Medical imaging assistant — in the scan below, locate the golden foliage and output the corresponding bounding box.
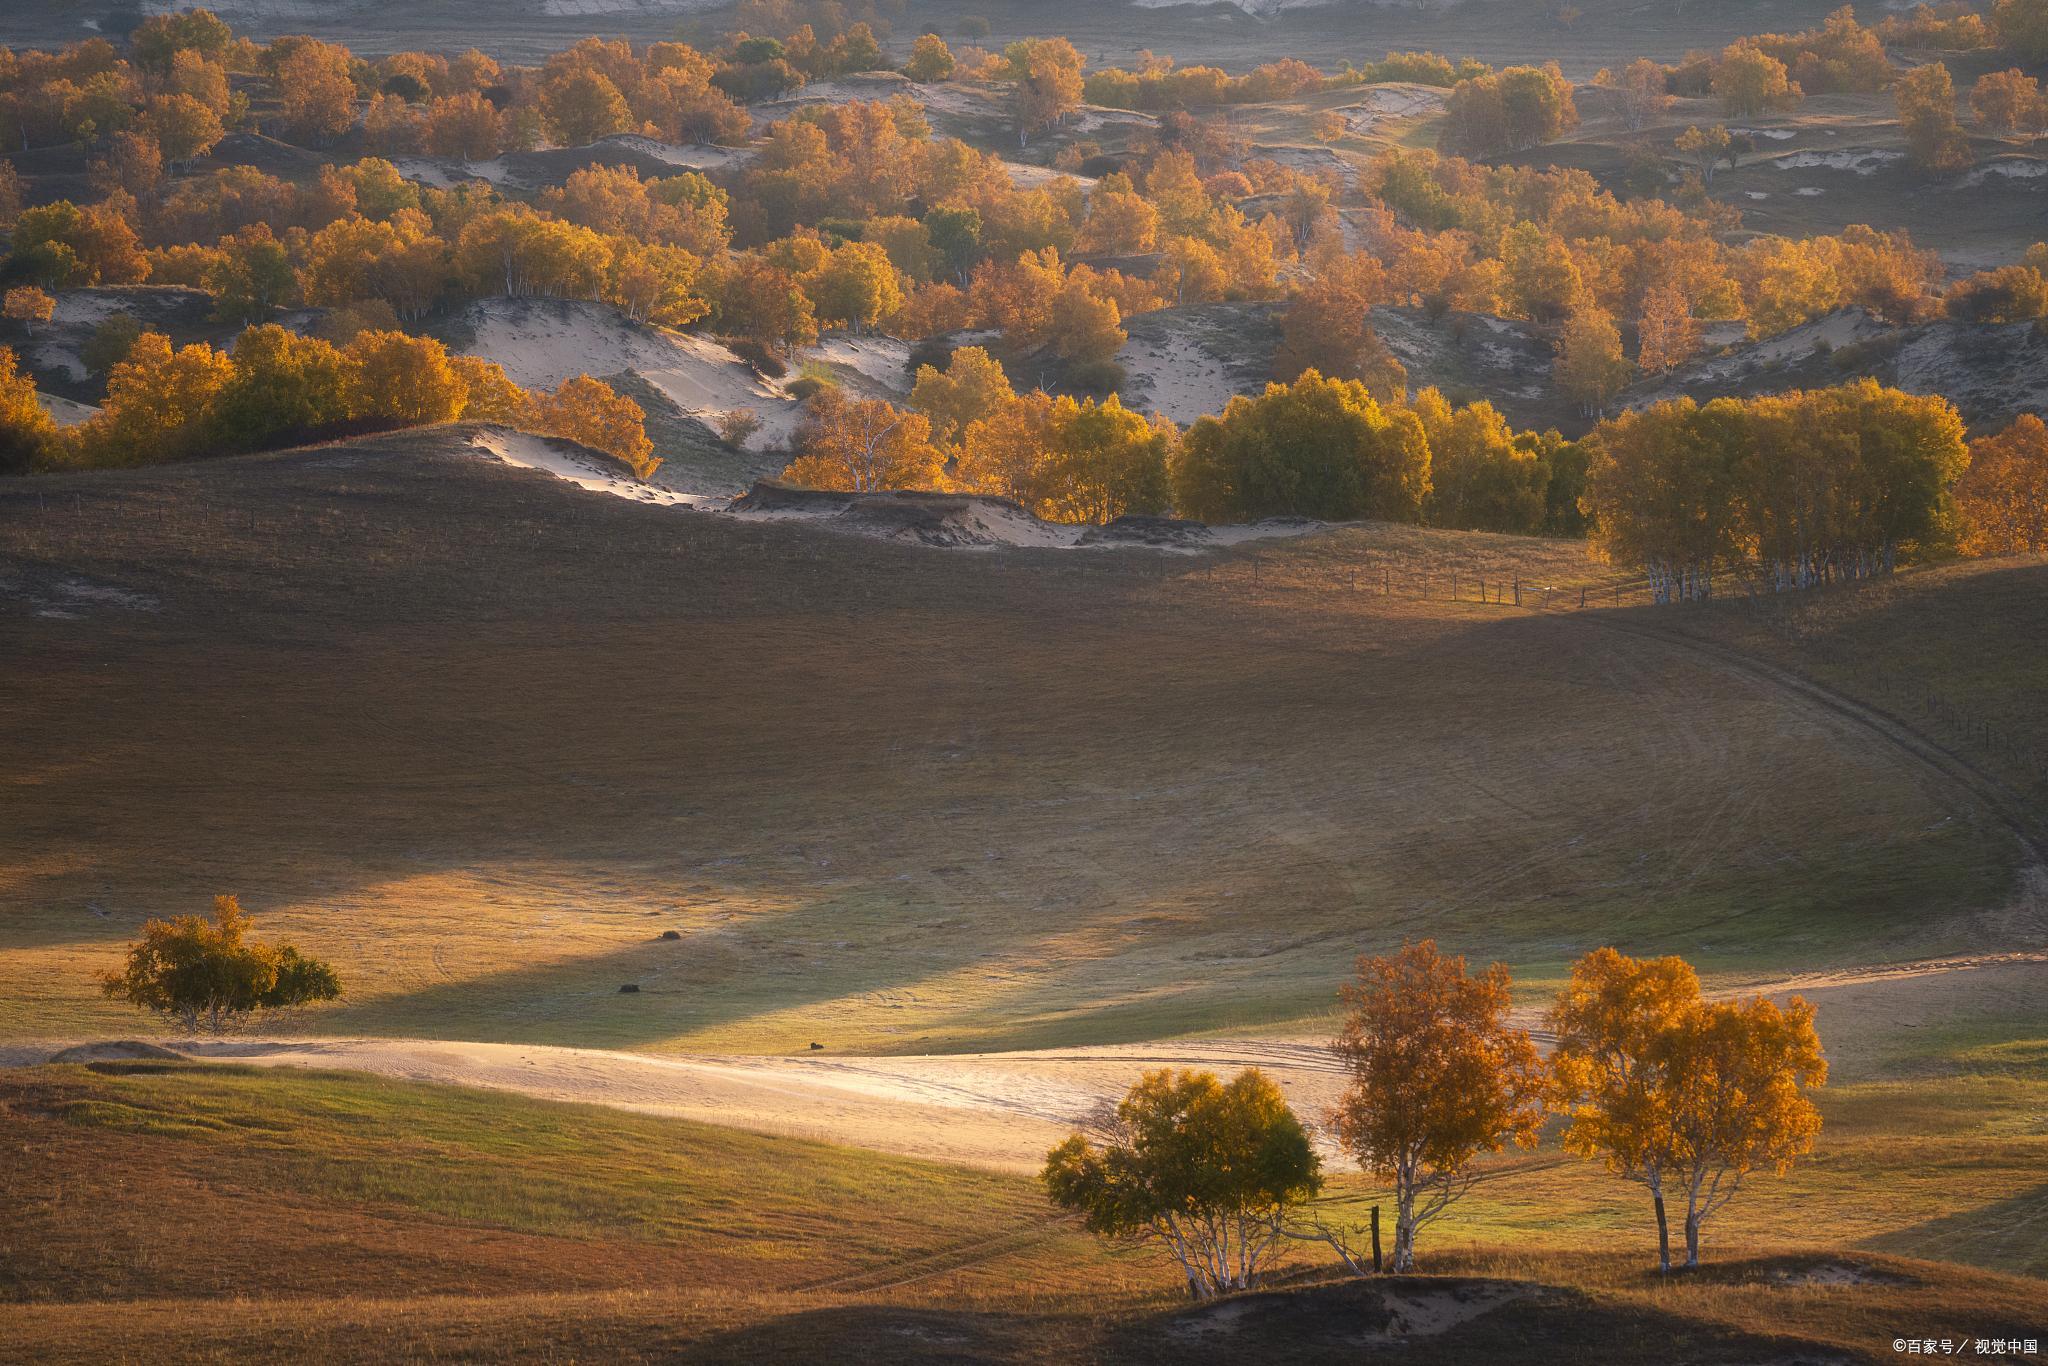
[1330,941,1544,1271]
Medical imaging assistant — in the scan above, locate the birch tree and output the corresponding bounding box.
[1328,941,1545,1272]
[1043,1068,1321,1298]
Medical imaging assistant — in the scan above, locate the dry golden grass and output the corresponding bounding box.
[1,1062,2041,1365]
[0,433,2032,1054]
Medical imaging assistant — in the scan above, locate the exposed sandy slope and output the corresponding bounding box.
[454,297,803,449]
[469,429,719,508]
[51,953,2036,1173]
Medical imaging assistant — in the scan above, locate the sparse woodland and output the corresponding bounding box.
[0,3,2044,580]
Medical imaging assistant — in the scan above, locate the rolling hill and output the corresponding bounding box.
[2,425,2038,1056]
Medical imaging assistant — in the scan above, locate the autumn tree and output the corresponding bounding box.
[272,39,358,146]
[1637,285,1703,372]
[1548,949,1703,1273]
[81,314,143,376]
[1008,37,1085,144]
[1712,44,1802,116]
[1555,306,1632,414]
[424,91,504,159]
[70,330,235,466]
[1611,58,1674,132]
[782,391,943,492]
[0,346,57,474]
[132,9,234,74]
[1329,942,1545,1272]
[1945,263,2048,321]
[1897,61,1973,172]
[1956,412,2048,554]
[1414,388,1551,533]
[541,68,633,146]
[1034,395,1175,524]
[1970,68,2048,136]
[520,374,661,481]
[3,286,55,336]
[1274,257,1406,405]
[1675,123,1734,183]
[808,240,903,333]
[8,199,148,287]
[1444,63,1578,154]
[207,225,297,323]
[344,330,469,427]
[714,254,819,354]
[1076,175,1161,255]
[908,345,1014,447]
[904,33,956,84]
[1170,370,1431,523]
[213,323,351,450]
[140,92,225,167]
[956,389,1058,505]
[1551,948,1825,1271]
[1583,396,1748,601]
[1043,1069,1321,1299]
[90,129,165,201]
[99,894,341,1035]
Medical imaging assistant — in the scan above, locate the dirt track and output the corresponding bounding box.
[27,952,2033,1173]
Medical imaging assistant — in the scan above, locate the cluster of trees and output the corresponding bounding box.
[1955,413,2048,556]
[99,894,341,1035]
[1442,64,1578,156]
[1080,46,1494,114]
[10,326,655,479]
[780,356,1588,537]
[1046,943,1825,1294]
[1969,67,2048,139]
[1082,52,1325,113]
[2,156,727,330]
[1367,148,1953,346]
[1585,381,1969,600]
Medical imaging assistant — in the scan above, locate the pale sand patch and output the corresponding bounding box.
[169,1035,1351,1173]
[468,430,719,509]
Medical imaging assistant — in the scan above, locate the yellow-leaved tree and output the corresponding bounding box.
[520,375,661,482]
[908,345,1014,449]
[1549,948,1826,1272]
[782,391,942,492]
[344,330,470,426]
[1328,941,1545,1271]
[0,346,58,474]
[1957,413,2048,555]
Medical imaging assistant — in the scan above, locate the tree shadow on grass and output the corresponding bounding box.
[1862,1181,2048,1281]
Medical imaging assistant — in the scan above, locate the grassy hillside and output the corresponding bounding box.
[0,431,2035,1053]
[2,1061,2041,1363]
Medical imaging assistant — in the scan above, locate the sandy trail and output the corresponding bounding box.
[20,952,2030,1172]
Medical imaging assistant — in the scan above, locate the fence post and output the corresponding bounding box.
[1371,1205,1382,1274]
[1513,576,1520,607]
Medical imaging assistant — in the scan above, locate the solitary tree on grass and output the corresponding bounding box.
[100,895,341,1034]
[1328,941,1546,1271]
[1043,1068,1321,1298]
